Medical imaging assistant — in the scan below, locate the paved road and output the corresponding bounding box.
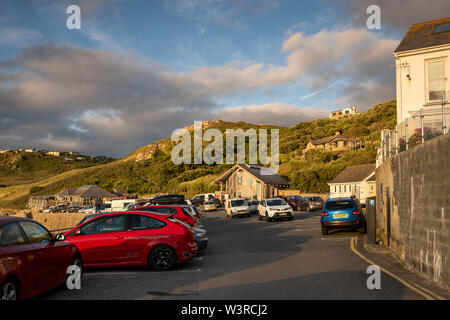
[42,210,425,300]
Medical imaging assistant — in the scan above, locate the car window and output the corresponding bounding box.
[152,207,177,215]
[231,200,246,207]
[181,208,194,218]
[325,201,357,210]
[0,223,28,247]
[80,215,126,235]
[18,221,52,244]
[267,199,286,206]
[130,215,166,231]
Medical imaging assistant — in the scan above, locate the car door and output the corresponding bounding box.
[125,214,168,265]
[69,214,128,266]
[17,221,63,292]
[0,222,36,299]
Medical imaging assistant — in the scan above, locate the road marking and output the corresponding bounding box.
[349,237,444,300]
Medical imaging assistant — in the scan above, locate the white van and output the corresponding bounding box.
[225,199,250,219]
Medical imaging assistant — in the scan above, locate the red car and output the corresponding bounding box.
[62,211,197,271]
[0,217,81,300]
[131,205,197,226]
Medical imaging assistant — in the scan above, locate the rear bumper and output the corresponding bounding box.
[322,219,361,228]
[179,241,197,262]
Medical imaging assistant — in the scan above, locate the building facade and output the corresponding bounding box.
[329,107,360,120]
[395,18,450,125]
[328,164,376,204]
[304,131,361,153]
[214,164,290,200]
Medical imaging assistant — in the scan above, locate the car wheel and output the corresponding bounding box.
[258,214,263,221]
[0,279,19,300]
[265,212,272,222]
[148,245,177,271]
[72,255,83,278]
[306,206,311,212]
[288,217,294,221]
[321,226,328,235]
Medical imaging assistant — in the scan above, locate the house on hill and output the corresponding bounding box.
[328,164,376,204]
[395,17,450,125]
[54,185,117,206]
[214,164,290,200]
[329,107,360,120]
[304,131,362,153]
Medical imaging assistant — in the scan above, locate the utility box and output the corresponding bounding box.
[365,196,377,244]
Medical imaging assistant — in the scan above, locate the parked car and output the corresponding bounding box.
[191,193,218,207]
[0,217,82,300]
[171,218,208,251]
[285,195,302,211]
[258,198,294,222]
[320,198,364,235]
[203,200,217,212]
[225,199,250,218]
[61,211,197,271]
[131,205,198,227]
[247,200,260,214]
[78,206,97,214]
[147,194,186,205]
[67,206,83,213]
[299,197,324,212]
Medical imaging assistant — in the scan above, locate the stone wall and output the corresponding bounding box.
[376,133,450,288]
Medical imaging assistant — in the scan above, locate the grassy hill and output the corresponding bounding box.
[0,100,396,209]
[0,151,115,187]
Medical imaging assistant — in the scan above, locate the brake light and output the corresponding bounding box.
[309,201,312,205]
[321,211,328,216]
[353,209,361,215]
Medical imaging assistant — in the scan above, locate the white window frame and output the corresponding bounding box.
[425,57,448,104]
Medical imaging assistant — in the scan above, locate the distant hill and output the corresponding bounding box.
[0,100,396,209]
[0,151,115,187]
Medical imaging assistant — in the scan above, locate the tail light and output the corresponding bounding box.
[353,209,361,215]
[309,201,312,205]
[321,211,328,216]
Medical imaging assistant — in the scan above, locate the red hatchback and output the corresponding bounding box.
[0,217,81,300]
[62,211,197,271]
[131,205,197,226]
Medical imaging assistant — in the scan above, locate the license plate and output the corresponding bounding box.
[334,214,348,218]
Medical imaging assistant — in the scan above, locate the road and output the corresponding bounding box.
[42,209,426,300]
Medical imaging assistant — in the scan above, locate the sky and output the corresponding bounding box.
[0,0,448,157]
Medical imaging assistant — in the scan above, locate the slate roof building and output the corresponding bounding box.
[304,131,362,153]
[395,17,450,124]
[328,164,376,203]
[214,164,290,200]
[54,185,117,206]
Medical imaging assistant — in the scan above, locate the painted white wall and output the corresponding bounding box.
[395,44,450,124]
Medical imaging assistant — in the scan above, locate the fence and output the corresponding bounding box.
[378,98,449,166]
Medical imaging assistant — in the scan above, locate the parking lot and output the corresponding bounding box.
[40,209,427,300]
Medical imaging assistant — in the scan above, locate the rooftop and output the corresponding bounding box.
[395,17,450,53]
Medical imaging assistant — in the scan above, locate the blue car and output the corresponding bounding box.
[320,198,363,235]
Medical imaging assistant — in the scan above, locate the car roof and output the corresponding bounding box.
[0,216,33,227]
[326,198,354,202]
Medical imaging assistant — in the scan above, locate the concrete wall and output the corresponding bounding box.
[376,133,450,288]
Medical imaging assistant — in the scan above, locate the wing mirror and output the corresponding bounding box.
[55,233,66,241]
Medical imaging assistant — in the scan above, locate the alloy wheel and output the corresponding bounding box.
[1,282,17,300]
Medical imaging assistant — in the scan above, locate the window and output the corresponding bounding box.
[130,215,166,230]
[427,60,446,101]
[151,207,177,215]
[0,223,27,247]
[325,200,357,210]
[433,23,450,34]
[237,172,242,184]
[18,221,52,244]
[80,215,126,235]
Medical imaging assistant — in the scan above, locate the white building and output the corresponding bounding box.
[25,148,36,153]
[329,106,360,120]
[328,164,376,204]
[47,151,60,156]
[395,18,450,125]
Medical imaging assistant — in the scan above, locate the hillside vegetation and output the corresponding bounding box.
[0,100,396,209]
[0,152,115,186]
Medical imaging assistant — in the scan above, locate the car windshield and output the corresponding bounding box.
[267,199,286,206]
[325,200,357,210]
[249,201,259,205]
[288,196,301,201]
[231,200,246,207]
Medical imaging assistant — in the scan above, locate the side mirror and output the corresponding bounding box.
[55,233,66,241]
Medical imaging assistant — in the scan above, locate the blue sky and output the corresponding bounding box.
[0,0,448,156]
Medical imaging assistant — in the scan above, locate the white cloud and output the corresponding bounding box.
[0,28,43,48]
